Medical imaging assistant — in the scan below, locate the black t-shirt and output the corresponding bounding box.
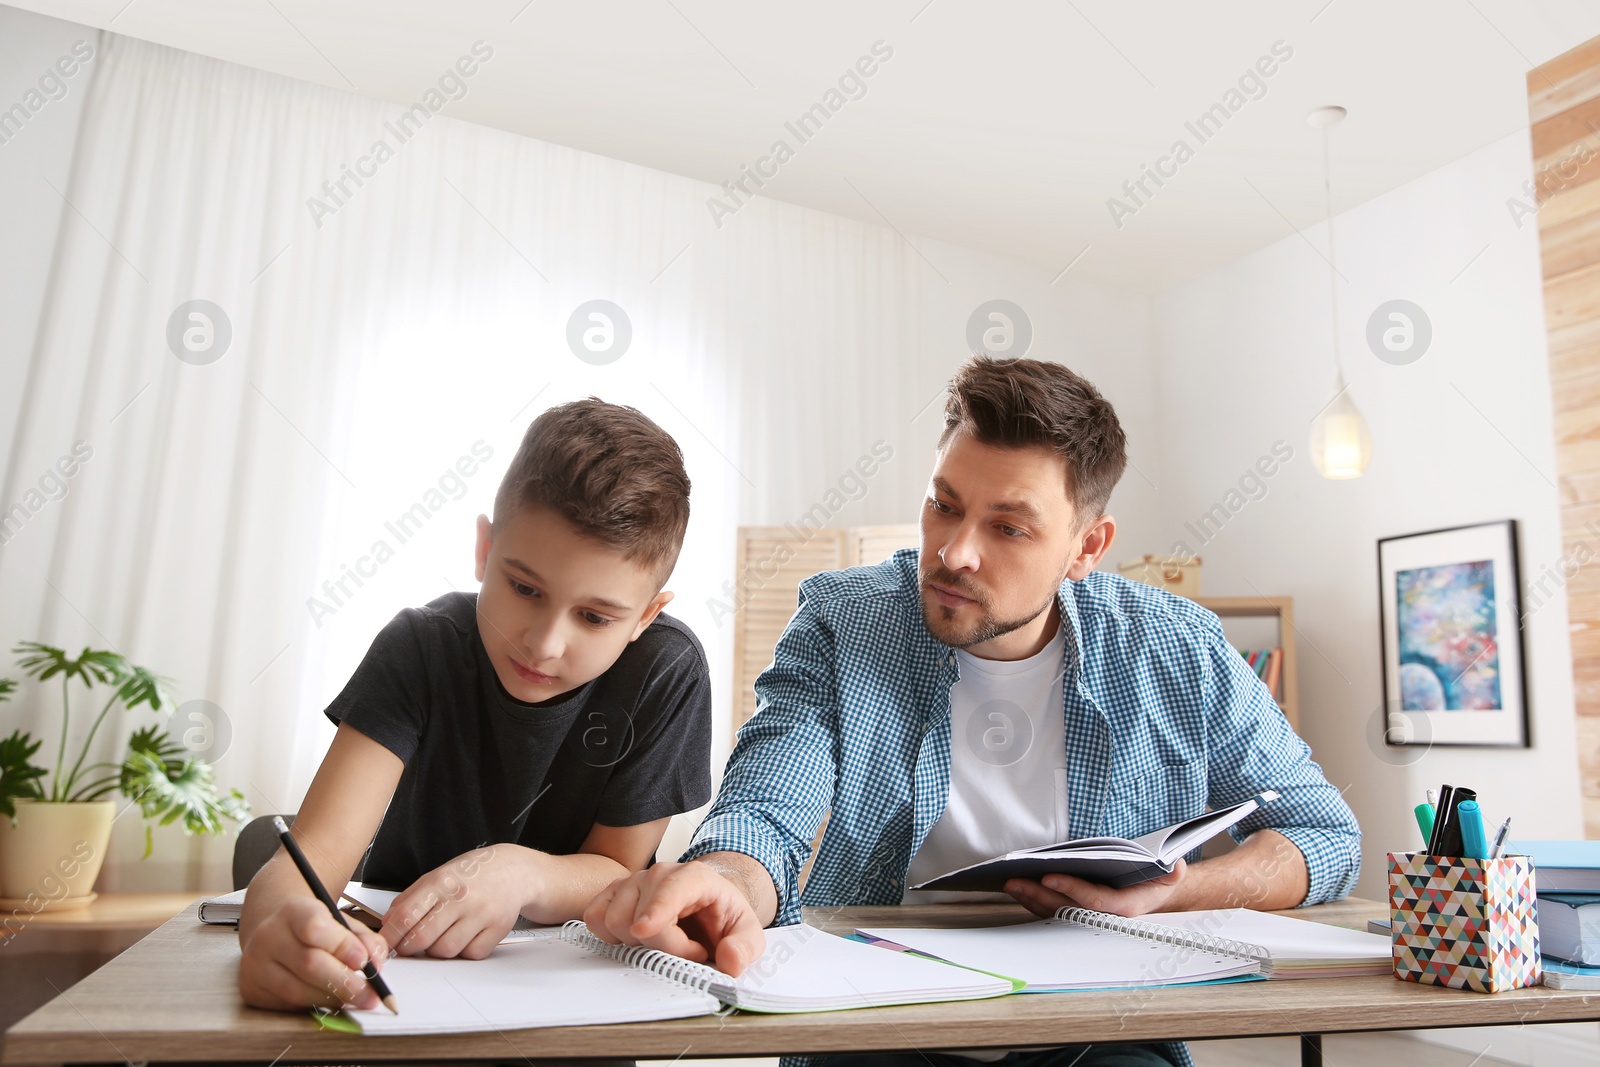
[324,591,713,888]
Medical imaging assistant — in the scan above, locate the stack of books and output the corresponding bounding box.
[1508,841,1600,988]
[1235,646,1283,702]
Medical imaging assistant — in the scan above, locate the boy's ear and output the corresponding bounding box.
[474,515,493,582]
[631,590,674,640]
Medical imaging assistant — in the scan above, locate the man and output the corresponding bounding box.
[586,357,1361,1067]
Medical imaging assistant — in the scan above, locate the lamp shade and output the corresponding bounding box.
[1310,389,1372,479]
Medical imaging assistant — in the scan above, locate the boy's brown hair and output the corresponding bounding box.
[495,399,691,583]
[939,356,1127,523]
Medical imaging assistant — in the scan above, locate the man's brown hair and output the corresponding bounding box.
[495,398,691,583]
[939,356,1128,522]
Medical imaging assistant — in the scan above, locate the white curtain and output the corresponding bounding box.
[0,32,937,889]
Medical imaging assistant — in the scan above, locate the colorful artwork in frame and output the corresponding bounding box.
[1378,521,1527,748]
[1395,560,1501,711]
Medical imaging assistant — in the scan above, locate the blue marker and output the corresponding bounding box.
[1458,799,1489,860]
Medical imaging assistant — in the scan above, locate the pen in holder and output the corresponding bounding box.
[1388,851,1541,993]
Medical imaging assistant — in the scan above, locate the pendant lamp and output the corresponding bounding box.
[1306,105,1371,480]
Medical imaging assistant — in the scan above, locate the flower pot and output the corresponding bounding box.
[0,799,115,905]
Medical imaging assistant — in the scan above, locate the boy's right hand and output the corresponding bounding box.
[238,896,392,1012]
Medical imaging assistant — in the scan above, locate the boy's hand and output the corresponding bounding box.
[382,846,530,959]
[238,896,391,1012]
[582,860,767,976]
[1005,860,1188,919]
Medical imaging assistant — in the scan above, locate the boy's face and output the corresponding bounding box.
[473,506,673,703]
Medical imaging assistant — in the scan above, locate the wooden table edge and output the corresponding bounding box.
[5,898,1599,1065]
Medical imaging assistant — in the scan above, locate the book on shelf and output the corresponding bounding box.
[1234,646,1283,702]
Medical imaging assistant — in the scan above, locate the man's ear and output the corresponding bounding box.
[631,590,675,640]
[1065,513,1116,581]
[474,515,493,582]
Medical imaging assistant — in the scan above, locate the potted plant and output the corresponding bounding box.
[0,642,249,906]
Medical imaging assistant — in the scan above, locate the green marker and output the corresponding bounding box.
[1414,802,1435,849]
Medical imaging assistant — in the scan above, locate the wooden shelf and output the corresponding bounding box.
[1195,596,1298,731]
[11,892,200,933]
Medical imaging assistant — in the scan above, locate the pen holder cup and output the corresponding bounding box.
[1388,851,1542,993]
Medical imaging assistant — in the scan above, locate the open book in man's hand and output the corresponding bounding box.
[910,790,1279,892]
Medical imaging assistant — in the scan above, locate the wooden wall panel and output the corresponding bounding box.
[729,528,848,731]
[729,524,918,733]
[1531,36,1600,837]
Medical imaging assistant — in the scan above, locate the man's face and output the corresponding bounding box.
[918,431,1113,654]
[473,506,672,702]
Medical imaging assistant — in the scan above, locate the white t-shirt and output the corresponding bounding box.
[903,623,1068,904]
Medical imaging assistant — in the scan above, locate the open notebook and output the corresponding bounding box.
[352,921,1016,1035]
[197,882,543,943]
[910,791,1279,891]
[860,905,1390,990]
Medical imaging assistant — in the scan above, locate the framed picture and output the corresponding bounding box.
[1378,520,1528,748]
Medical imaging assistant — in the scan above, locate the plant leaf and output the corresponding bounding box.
[13,642,128,688]
[0,728,47,821]
[120,743,250,848]
[126,723,180,762]
[115,666,174,713]
[0,678,16,703]
[79,649,128,686]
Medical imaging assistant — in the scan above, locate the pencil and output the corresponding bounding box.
[271,816,397,1015]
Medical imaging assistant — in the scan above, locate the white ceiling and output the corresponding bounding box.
[12,0,1600,292]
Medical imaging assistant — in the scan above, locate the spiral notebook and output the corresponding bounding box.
[859,906,1390,991]
[353,921,1016,1035]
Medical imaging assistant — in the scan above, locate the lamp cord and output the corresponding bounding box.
[1323,122,1343,387]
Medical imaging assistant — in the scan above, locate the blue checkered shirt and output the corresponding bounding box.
[683,549,1360,1065]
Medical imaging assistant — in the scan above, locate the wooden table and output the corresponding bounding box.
[0,893,201,1047]
[3,897,1596,1067]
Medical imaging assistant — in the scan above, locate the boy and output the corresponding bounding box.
[238,399,712,1012]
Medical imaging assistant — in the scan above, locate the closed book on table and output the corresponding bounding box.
[1544,959,1600,989]
[1537,893,1600,965]
[1511,841,1600,892]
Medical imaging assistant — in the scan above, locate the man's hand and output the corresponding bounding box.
[238,896,391,1011]
[1008,829,1310,918]
[583,860,767,976]
[1005,830,1311,918]
[1005,859,1188,919]
[382,845,532,959]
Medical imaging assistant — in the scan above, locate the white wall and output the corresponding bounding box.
[651,234,1163,862]
[0,7,97,455]
[1151,126,1582,905]
[911,237,1164,551]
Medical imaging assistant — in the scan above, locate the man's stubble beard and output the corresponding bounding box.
[918,561,1062,650]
